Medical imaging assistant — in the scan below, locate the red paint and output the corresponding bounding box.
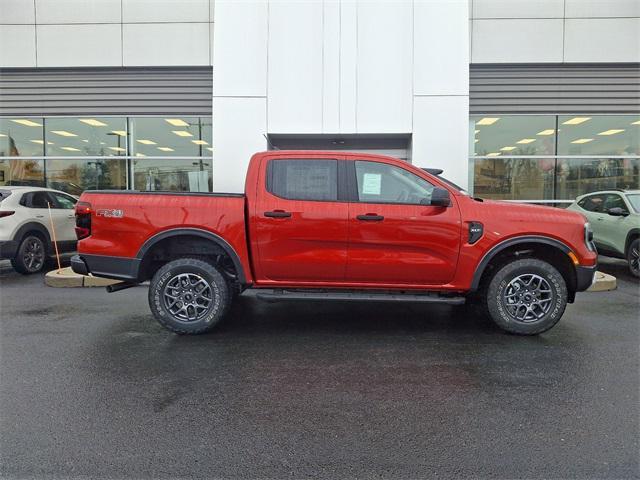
[77,151,597,291]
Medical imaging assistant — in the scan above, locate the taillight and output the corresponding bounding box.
[0,210,15,218]
[75,201,92,239]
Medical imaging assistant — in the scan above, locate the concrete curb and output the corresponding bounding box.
[587,271,617,292]
[45,267,121,288]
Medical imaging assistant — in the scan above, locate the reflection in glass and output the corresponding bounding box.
[0,159,45,187]
[555,158,640,200]
[557,115,640,156]
[130,117,206,157]
[133,158,211,192]
[473,157,554,200]
[471,115,556,156]
[0,118,44,157]
[45,117,127,156]
[46,158,127,195]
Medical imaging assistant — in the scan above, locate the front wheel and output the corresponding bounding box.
[627,239,639,278]
[486,258,567,335]
[148,258,231,334]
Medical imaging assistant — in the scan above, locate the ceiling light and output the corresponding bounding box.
[99,142,106,145]
[137,139,157,145]
[79,119,107,127]
[135,153,146,157]
[206,147,213,152]
[47,142,54,145]
[562,117,591,125]
[192,140,208,145]
[537,129,555,136]
[632,120,640,125]
[486,152,501,157]
[0,133,6,137]
[500,146,517,151]
[158,147,174,152]
[474,139,479,143]
[109,147,126,152]
[476,117,500,126]
[111,130,127,136]
[474,130,480,134]
[31,140,44,144]
[82,139,89,143]
[172,130,193,137]
[516,138,536,144]
[597,129,625,136]
[51,130,77,137]
[11,119,42,127]
[571,138,593,144]
[165,119,190,127]
[61,147,81,152]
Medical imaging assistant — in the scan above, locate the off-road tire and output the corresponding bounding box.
[11,234,47,274]
[627,238,639,278]
[486,258,567,335]
[148,257,231,334]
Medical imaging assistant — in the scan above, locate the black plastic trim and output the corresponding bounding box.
[0,240,18,259]
[82,190,245,198]
[72,253,140,281]
[253,289,465,305]
[136,228,247,284]
[575,264,597,292]
[470,235,573,291]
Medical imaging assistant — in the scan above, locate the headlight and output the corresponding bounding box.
[584,222,595,251]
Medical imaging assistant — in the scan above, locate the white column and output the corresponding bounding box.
[212,0,268,192]
[412,0,470,189]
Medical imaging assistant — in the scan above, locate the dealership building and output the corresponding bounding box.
[0,0,638,204]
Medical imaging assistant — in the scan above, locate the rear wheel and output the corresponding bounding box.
[485,258,567,335]
[148,258,231,334]
[11,235,46,274]
[627,239,639,278]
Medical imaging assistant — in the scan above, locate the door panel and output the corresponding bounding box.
[48,192,77,243]
[253,158,349,282]
[346,160,462,285]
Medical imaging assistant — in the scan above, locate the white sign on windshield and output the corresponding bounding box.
[362,173,381,195]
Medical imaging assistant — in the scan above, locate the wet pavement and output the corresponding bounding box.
[1,257,638,479]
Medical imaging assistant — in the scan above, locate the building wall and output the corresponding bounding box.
[470,0,640,63]
[0,0,215,67]
[212,0,470,192]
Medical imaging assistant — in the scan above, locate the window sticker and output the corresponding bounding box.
[362,173,382,195]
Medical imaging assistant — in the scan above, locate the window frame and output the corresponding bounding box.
[347,160,438,207]
[265,158,348,203]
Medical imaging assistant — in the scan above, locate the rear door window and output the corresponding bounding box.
[578,194,606,213]
[22,191,53,209]
[267,159,338,201]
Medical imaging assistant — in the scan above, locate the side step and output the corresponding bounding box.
[252,289,466,305]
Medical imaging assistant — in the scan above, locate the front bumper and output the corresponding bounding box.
[576,264,598,292]
[0,240,18,259]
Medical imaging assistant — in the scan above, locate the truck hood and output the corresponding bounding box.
[471,198,587,226]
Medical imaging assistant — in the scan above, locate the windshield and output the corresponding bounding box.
[627,194,640,213]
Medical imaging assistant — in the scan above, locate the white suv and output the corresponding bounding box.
[0,186,78,274]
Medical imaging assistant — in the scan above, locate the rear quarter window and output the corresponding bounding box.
[0,189,11,203]
[267,159,338,201]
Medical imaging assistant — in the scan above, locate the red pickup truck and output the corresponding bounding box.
[71,151,597,335]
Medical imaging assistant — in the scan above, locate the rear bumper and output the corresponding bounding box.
[71,253,140,281]
[576,264,598,292]
[0,240,18,259]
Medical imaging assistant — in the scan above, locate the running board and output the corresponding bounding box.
[252,289,466,305]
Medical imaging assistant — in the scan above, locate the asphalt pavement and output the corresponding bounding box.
[0,257,638,479]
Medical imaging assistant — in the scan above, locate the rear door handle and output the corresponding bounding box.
[356,214,384,221]
[264,210,292,218]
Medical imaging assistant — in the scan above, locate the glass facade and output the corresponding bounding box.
[470,115,640,203]
[0,116,212,194]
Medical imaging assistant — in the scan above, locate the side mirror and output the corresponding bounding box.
[607,207,629,217]
[430,187,451,207]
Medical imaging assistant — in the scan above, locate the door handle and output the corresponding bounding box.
[35,215,44,218]
[357,214,384,221]
[264,210,292,218]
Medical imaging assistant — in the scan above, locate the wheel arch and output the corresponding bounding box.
[136,228,247,284]
[625,228,640,255]
[471,236,576,297]
[13,222,52,252]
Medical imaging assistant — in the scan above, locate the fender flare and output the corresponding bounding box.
[136,227,247,284]
[13,222,52,252]
[470,235,573,291]
[625,228,640,255]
